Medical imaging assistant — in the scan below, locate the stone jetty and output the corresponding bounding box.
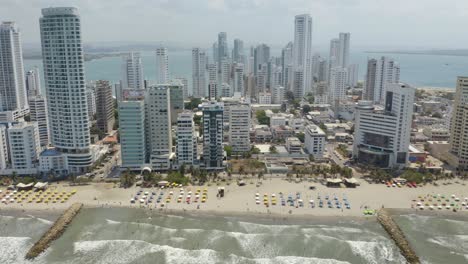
[377,209,420,264]
[25,203,83,259]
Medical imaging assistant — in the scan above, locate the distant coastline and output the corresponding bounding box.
[365,49,468,57]
[23,52,128,62]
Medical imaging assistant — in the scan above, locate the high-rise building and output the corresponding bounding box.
[86,88,96,120]
[0,125,8,169]
[232,63,244,95]
[168,84,184,125]
[217,32,228,67]
[258,92,272,104]
[317,58,328,82]
[8,122,41,170]
[229,104,250,153]
[304,124,326,158]
[221,83,232,98]
[232,38,244,63]
[292,14,313,99]
[119,91,146,170]
[202,101,224,170]
[155,47,169,84]
[145,85,172,170]
[347,64,359,87]
[364,57,400,104]
[176,111,197,166]
[256,63,268,93]
[254,44,270,75]
[173,77,189,99]
[338,33,350,68]
[272,86,285,104]
[0,22,28,113]
[449,77,468,172]
[208,83,218,100]
[25,67,41,97]
[40,7,92,173]
[122,52,144,89]
[353,83,414,168]
[329,38,340,67]
[192,48,207,98]
[329,67,348,106]
[28,95,49,146]
[95,80,115,134]
[281,42,294,89]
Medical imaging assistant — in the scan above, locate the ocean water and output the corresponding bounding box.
[23,50,468,96]
[1,209,467,263]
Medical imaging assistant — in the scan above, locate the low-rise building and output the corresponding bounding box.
[304,124,326,158]
[285,137,302,154]
[422,126,450,141]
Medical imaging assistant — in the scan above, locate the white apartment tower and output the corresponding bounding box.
[353,83,415,168]
[329,67,348,105]
[8,122,41,170]
[145,85,172,170]
[40,7,92,173]
[449,77,468,172]
[338,33,350,68]
[0,22,28,112]
[229,104,251,153]
[122,52,144,89]
[202,101,224,170]
[192,48,207,98]
[292,14,313,99]
[364,57,400,104]
[155,47,169,84]
[176,111,197,166]
[25,67,41,97]
[28,95,49,147]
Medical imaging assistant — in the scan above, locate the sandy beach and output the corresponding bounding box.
[1,178,467,218]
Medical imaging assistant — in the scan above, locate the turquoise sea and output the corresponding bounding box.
[23,49,468,95]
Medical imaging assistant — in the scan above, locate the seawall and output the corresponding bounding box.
[25,203,83,259]
[377,209,420,264]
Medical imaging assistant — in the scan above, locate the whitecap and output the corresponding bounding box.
[0,236,32,264]
[346,240,404,264]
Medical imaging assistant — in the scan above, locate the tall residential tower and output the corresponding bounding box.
[40,7,92,173]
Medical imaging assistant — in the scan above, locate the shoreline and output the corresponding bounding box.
[2,203,467,223]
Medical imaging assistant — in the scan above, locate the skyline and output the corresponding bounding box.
[1,0,468,49]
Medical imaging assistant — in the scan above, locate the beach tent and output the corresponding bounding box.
[17,183,34,191]
[34,182,48,191]
[344,178,359,188]
[326,179,342,188]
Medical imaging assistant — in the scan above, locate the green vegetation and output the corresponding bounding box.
[336,144,349,157]
[431,112,443,118]
[302,104,311,115]
[305,92,314,104]
[269,145,278,154]
[224,145,233,157]
[120,169,136,188]
[184,98,202,110]
[251,146,261,154]
[256,110,270,125]
[296,132,305,143]
[166,171,190,185]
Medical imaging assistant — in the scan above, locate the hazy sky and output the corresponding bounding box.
[1,0,467,49]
